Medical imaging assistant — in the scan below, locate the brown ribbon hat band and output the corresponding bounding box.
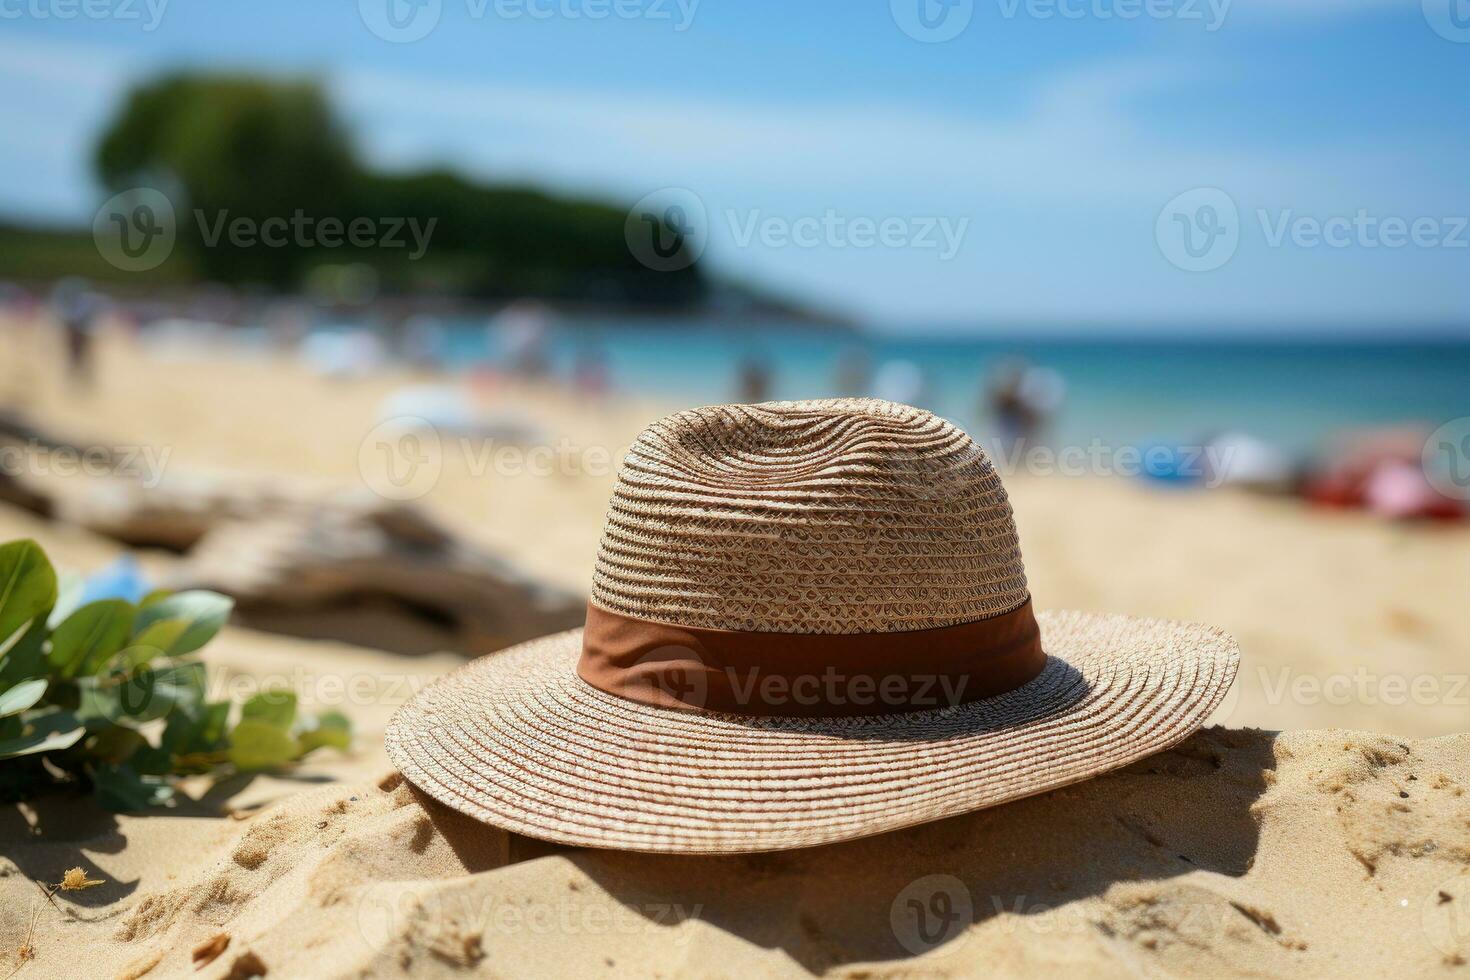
[578,598,1047,717]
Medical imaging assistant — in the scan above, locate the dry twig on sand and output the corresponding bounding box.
[1,899,40,980]
[3,868,109,978]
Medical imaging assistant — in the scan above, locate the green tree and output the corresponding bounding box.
[92,71,705,303]
[95,73,357,287]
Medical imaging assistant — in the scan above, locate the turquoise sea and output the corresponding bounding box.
[422,317,1470,455]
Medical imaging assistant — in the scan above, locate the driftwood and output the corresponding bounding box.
[0,468,52,518]
[53,472,307,552]
[165,494,584,656]
[0,410,58,517]
[0,410,584,656]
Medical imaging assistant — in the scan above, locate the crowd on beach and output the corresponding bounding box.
[3,277,1465,526]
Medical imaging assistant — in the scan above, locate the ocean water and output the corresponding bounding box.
[431,316,1469,456]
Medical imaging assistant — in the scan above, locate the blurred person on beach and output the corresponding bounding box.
[834,344,872,397]
[399,314,445,371]
[984,357,1065,454]
[50,277,104,390]
[573,345,611,401]
[493,300,552,379]
[738,355,772,403]
[264,300,311,353]
[1,283,40,406]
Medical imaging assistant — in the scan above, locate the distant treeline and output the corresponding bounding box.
[4,73,705,306]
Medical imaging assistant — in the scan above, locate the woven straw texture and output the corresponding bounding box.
[591,399,1028,633]
[386,399,1241,853]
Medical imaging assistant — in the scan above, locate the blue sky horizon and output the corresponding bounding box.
[3,0,1468,331]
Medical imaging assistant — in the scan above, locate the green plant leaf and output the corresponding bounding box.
[129,744,174,776]
[0,710,84,760]
[162,699,231,756]
[47,571,85,628]
[129,591,233,658]
[76,661,207,726]
[0,540,57,650]
[0,678,47,718]
[92,763,173,811]
[296,710,352,754]
[122,627,183,669]
[88,725,147,765]
[0,618,49,687]
[227,718,300,771]
[241,688,296,730]
[49,600,137,678]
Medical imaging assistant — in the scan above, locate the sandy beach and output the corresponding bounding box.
[3,321,1469,977]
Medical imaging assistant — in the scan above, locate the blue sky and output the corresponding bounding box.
[2,0,1468,329]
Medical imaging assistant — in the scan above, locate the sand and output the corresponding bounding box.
[3,319,1470,977]
[6,716,1469,977]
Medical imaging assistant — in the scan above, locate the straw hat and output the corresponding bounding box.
[386,399,1239,853]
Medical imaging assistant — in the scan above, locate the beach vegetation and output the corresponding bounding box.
[0,539,351,810]
[26,71,705,304]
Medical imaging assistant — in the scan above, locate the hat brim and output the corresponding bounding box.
[385,609,1239,854]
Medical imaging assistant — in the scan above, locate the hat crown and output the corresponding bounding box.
[590,399,1029,635]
